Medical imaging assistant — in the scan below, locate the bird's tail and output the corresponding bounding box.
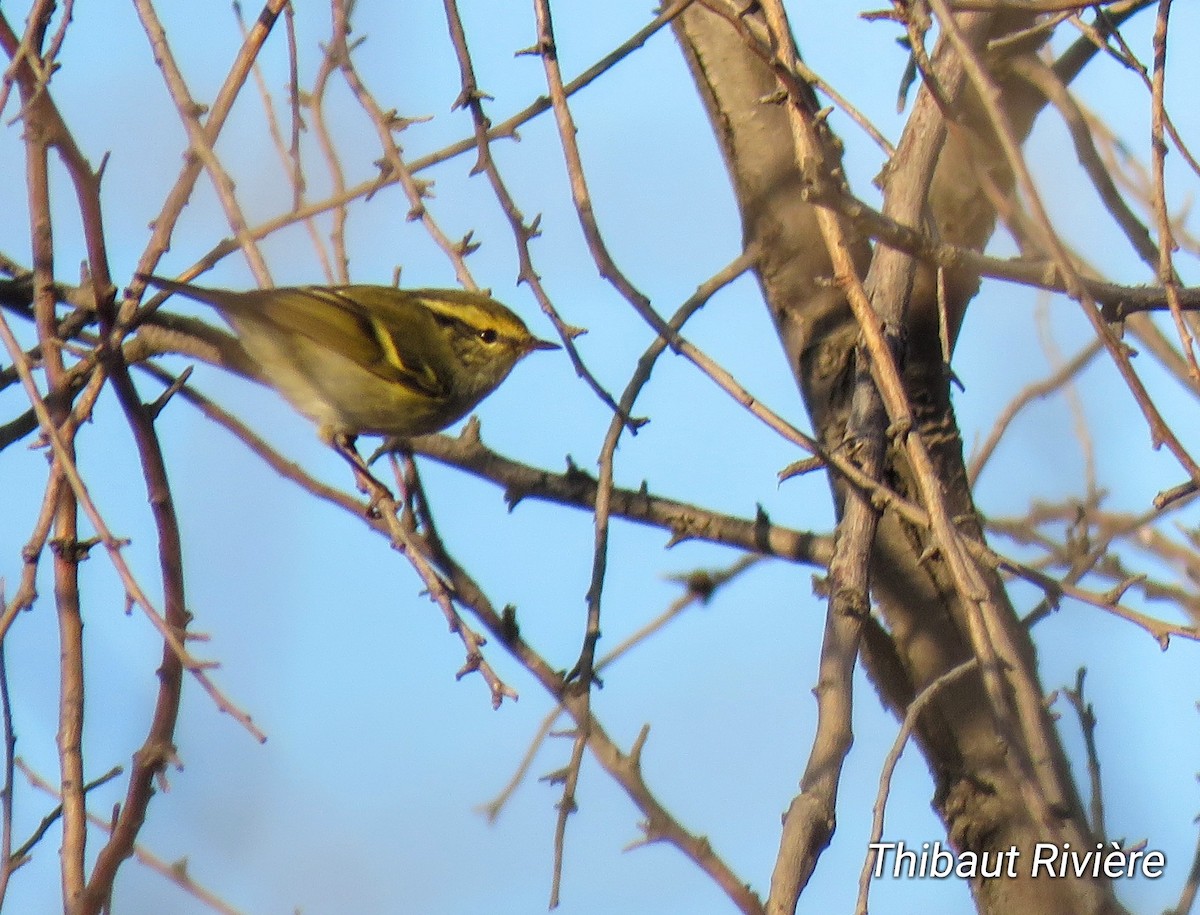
[138,273,234,310]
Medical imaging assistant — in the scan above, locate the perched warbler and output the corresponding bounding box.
[140,275,558,442]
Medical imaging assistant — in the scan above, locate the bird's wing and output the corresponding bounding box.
[140,275,452,398]
[270,286,450,398]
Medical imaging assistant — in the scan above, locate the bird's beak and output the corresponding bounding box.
[526,337,560,352]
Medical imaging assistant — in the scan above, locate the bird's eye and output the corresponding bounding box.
[478,328,499,344]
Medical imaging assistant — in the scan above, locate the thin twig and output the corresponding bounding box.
[1061,668,1106,840]
[969,338,1102,486]
[19,761,247,915]
[855,660,977,915]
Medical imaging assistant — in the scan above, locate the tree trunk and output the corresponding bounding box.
[673,6,1126,914]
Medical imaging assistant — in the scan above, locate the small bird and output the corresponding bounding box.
[140,274,558,443]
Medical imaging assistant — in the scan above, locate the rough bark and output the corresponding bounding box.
[673,6,1126,914]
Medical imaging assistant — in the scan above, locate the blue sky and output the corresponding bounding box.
[1,2,1198,913]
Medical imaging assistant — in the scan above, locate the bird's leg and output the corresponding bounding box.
[365,436,420,519]
[390,444,421,530]
[331,434,392,515]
